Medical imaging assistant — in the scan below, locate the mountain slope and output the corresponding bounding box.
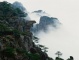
[0,1,53,60]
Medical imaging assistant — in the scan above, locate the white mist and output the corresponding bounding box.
[37,25,79,60]
[1,0,79,60]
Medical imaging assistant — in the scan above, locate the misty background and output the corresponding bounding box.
[1,0,79,60]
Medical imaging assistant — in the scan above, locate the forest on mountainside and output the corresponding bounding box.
[0,1,74,60]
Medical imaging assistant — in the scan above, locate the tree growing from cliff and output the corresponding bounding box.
[37,44,48,53]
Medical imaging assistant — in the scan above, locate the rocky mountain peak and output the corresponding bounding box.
[31,16,61,34]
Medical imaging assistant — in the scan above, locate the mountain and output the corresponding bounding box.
[0,1,53,60]
[13,1,30,20]
[12,1,26,11]
[32,10,49,16]
[31,16,61,34]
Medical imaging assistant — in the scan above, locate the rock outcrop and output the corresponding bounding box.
[31,16,61,34]
[0,1,53,60]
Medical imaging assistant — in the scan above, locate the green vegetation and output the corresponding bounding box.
[0,1,74,60]
[0,47,15,57]
[0,1,27,20]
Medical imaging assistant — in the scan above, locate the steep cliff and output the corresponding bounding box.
[0,1,53,60]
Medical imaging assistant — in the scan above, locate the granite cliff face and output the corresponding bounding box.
[31,16,61,34]
[0,1,53,60]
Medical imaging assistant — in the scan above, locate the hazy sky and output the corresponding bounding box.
[1,0,79,60]
[1,0,79,34]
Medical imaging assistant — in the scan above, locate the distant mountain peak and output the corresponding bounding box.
[33,10,46,14]
[31,16,61,34]
[32,10,49,17]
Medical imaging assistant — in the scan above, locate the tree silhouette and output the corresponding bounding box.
[55,51,62,58]
[67,56,74,60]
[37,44,48,52]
